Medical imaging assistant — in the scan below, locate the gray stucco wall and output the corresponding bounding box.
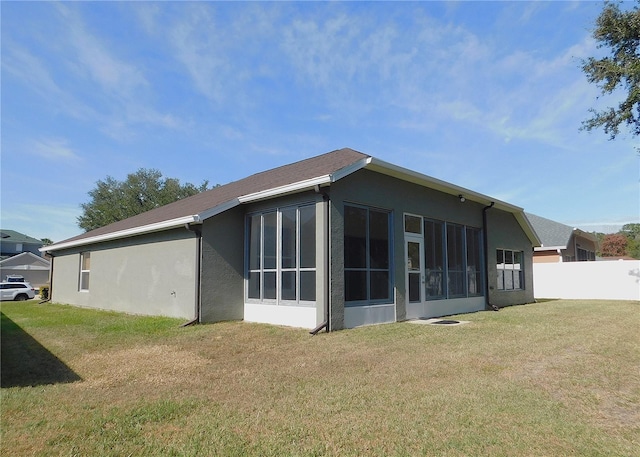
[486,210,535,307]
[50,229,198,319]
[328,168,534,329]
[200,206,245,323]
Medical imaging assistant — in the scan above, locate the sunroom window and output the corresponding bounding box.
[247,205,316,304]
[344,205,392,305]
[414,217,483,300]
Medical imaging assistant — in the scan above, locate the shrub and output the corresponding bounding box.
[39,285,50,300]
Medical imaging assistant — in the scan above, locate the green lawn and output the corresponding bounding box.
[1,299,638,456]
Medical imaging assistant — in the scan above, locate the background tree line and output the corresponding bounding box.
[593,223,640,259]
[77,168,214,232]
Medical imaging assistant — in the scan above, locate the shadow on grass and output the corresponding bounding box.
[1,312,81,388]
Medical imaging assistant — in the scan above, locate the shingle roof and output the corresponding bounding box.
[43,147,540,252]
[52,148,368,247]
[525,213,575,248]
[0,230,44,245]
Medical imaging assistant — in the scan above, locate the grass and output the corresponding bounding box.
[1,299,639,456]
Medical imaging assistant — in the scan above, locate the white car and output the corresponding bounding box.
[0,282,36,301]
[5,275,26,282]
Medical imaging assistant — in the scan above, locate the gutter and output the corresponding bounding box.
[182,224,202,327]
[482,202,499,311]
[41,215,202,254]
[310,185,331,335]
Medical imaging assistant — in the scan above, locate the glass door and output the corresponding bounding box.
[406,238,424,304]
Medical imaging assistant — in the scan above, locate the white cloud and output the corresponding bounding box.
[31,138,81,161]
[55,3,147,96]
[0,203,82,243]
[167,5,230,103]
[1,44,64,100]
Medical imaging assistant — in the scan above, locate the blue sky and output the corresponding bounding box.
[2,1,638,243]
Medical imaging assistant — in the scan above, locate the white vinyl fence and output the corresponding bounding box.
[533,260,640,301]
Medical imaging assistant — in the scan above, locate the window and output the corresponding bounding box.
[344,205,391,305]
[247,204,316,304]
[466,228,483,296]
[424,219,445,299]
[496,249,523,290]
[410,217,483,300]
[79,252,91,291]
[577,247,595,261]
[404,214,422,234]
[446,224,466,297]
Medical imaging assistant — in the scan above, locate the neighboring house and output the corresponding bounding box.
[526,213,598,263]
[0,230,44,259]
[41,148,540,331]
[0,252,51,288]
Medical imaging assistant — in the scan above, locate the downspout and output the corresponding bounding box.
[310,185,330,335]
[182,224,202,327]
[482,202,499,311]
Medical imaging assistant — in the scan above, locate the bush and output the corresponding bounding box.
[40,285,50,300]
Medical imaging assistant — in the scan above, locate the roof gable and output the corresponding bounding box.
[0,230,44,245]
[44,148,368,251]
[0,251,50,268]
[525,213,595,250]
[43,148,540,252]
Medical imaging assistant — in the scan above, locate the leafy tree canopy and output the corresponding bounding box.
[620,223,640,258]
[78,168,210,232]
[581,1,640,140]
[599,233,629,257]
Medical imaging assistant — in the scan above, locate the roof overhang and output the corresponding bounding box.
[534,245,566,252]
[573,228,599,245]
[199,175,335,220]
[364,158,541,246]
[41,215,201,253]
[238,175,332,203]
[42,153,542,252]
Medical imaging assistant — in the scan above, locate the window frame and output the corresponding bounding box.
[496,248,524,291]
[344,204,393,307]
[406,214,484,301]
[246,203,317,306]
[79,252,91,291]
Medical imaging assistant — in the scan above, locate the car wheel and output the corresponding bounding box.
[15,294,27,301]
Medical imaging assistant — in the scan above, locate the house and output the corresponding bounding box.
[0,229,44,259]
[41,148,540,331]
[525,213,597,263]
[0,252,51,288]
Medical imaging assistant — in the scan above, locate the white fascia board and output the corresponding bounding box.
[513,212,542,246]
[331,157,372,182]
[197,198,241,221]
[40,215,201,253]
[4,265,50,271]
[534,245,567,251]
[237,175,332,204]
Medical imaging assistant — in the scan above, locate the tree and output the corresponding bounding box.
[620,222,640,258]
[599,233,629,257]
[40,238,53,246]
[581,1,640,141]
[78,169,210,232]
